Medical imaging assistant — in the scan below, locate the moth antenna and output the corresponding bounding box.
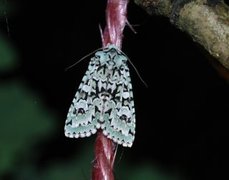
[66,26,107,71]
[117,48,148,87]
[65,48,102,71]
[127,58,148,87]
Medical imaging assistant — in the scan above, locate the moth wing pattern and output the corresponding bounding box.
[65,44,136,147]
[65,57,100,138]
[103,61,136,147]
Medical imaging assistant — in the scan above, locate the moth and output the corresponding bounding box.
[65,44,135,147]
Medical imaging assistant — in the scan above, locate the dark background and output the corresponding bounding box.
[0,0,229,179]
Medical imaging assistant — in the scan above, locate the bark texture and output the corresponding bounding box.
[134,0,229,70]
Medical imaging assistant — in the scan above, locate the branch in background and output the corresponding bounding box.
[134,0,229,70]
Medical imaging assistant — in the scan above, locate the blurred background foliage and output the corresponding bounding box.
[0,0,228,180]
[0,34,17,71]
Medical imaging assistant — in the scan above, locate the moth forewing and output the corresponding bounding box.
[65,44,135,147]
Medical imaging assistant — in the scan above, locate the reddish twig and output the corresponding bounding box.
[92,131,116,180]
[102,0,129,49]
[92,0,129,179]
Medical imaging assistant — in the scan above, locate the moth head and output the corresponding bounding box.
[106,45,128,67]
[95,44,127,67]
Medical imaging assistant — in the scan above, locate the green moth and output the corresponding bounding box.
[65,44,135,147]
